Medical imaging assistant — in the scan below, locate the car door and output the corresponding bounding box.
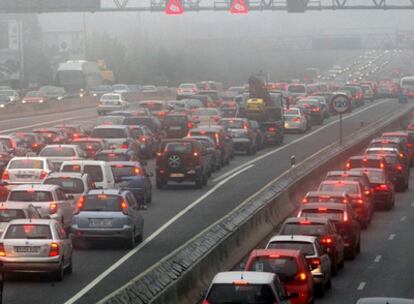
[55,188,73,227]
[126,192,143,234]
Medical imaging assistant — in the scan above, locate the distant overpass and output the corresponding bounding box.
[3,0,414,13]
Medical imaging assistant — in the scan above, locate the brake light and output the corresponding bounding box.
[295,272,307,282]
[268,127,276,132]
[310,258,321,267]
[1,170,9,180]
[318,207,327,211]
[293,117,301,122]
[187,122,193,129]
[193,152,199,157]
[375,184,389,191]
[49,242,60,257]
[233,280,249,285]
[342,199,348,203]
[156,152,163,157]
[75,196,84,214]
[121,199,128,215]
[380,162,385,169]
[302,198,308,203]
[134,167,141,175]
[311,108,320,112]
[355,198,364,204]
[39,171,48,180]
[268,254,281,258]
[396,164,403,172]
[345,162,350,169]
[320,237,334,244]
[32,143,39,148]
[202,301,210,304]
[0,243,5,256]
[49,202,58,214]
[121,143,128,149]
[364,190,371,196]
[343,211,349,222]
[300,220,311,224]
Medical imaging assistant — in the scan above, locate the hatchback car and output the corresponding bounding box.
[97,93,128,115]
[39,145,86,171]
[10,132,46,155]
[162,113,195,139]
[72,137,105,159]
[71,189,144,249]
[219,118,257,155]
[284,107,308,133]
[0,219,72,281]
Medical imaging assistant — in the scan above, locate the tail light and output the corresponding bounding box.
[396,164,403,172]
[49,202,58,214]
[268,127,276,132]
[343,211,349,222]
[302,198,308,203]
[375,184,389,191]
[354,198,364,204]
[121,143,128,149]
[309,258,321,269]
[202,301,210,304]
[156,152,163,157]
[49,242,60,257]
[75,196,84,214]
[39,171,48,180]
[32,143,39,149]
[295,272,307,282]
[293,117,301,122]
[320,236,334,245]
[345,162,350,169]
[121,199,128,215]
[2,170,9,180]
[134,167,141,175]
[187,122,193,129]
[0,243,5,256]
[311,108,320,112]
[139,136,146,143]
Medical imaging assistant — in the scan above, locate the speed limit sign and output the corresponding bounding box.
[331,94,351,114]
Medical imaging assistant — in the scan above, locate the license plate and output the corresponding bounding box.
[17,175,32,179]
[170,173,184,178]
[169,126,182,130]
[89,219,113,228]
[15,246,40,253]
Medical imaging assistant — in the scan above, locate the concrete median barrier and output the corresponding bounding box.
[99,104,414,304]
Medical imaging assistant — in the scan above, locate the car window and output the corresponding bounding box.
[9,159,44,170]
[111,165,140,179]
[82,194,122,212]
[250,256,299,282]
[5,224,52,239]
[56,188,67,201]
[0,209,26,222]
[280,223,327,236]
[207,283,276,303]
[9,191,53,202]
[84,165,104,183]
[319,182,359,194]
[301,208,345,222]
[267,241,315,256]
[163,142,192,153]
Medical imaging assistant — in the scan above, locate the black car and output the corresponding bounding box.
[279,217,345,275]
[122,116,163,143]
[162,113,194,139]
[10,132,46,154]
[155,139,209,189]
[129,125,157,159]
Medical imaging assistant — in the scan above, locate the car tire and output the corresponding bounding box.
[53,260,65,282]
[195,174,203,189]
[135,232,143,244]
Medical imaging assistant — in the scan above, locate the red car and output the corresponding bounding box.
[22,91,48,104]
[245,249,314,304]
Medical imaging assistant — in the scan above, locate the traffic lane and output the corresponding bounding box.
[318,174,414,304]
[71,99,401,304]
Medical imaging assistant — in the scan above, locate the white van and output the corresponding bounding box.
[60,160,115,189]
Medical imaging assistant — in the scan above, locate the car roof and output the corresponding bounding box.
[371,138,402,143]
[250,248,302,258]
[41,144,78,149]
[356,298,414,304]
[72,137,104,143]
[11,184,59,191]
[268,235,317,243]
[191,126,223,132]
[211,271,275,285]
[349,168,384,173]
[98,149,130,154]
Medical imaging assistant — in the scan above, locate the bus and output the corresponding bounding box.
[55,60,102,95]
[400,76,414,97]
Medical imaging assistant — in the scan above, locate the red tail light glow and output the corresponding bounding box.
[1,170,9,180]
[49,202,58,214]
[296,272,307,281]
[39,171,48,180]
[121,200,128,215]
[0,243,5,256]
[320,237,334,244]
[293,117,301,122]
[268,127,276,132]
[375,184,389,191]
[49,242,60,257]
[233,280,249,286]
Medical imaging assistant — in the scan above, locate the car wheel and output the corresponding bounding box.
[135,232,143,244]
[195,174,203,189]
[53,260,65,281]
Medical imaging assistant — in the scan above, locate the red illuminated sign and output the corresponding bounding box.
[166,0,184,15]
[230,0,249,14]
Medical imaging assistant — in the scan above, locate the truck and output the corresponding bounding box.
[240,74,285,145]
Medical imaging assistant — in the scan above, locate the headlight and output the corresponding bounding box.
[22,100,26,104]
[93,93,97,97]
[80,93,84,98]
[57,96,63,101]
[0,104,5,108]
[9,97,15,102]
[39,99,44,103]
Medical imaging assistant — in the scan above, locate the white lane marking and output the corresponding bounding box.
[64,164,255,304]
[388,234,396,240]
[0,115,91,134]
[212,99,390,183]
[400,216,407,222]
[374,255,382,263]
[357,282,366,290]
[411,202,414,207]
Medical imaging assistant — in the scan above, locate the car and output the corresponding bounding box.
[368,137,409,161]
[7,184,74,230]
[297,203,361,259]
[284,107,308,133]
[382,131,414,165]
[350,168,395,210]
[287,83,307,102]
[71,189,144,249]
[141,85,158,94]
[0,94,13,108]
[95,115,126,126]
[0,219,73,281]
[22,91,48,104]
[43,172,94,208]
[138,100,169,120]
[176,83,198,99]
[72,137,105,159]
[90,84,113,98]
[318,180,373,228]
[188,126,233,166]
[94,148,138,162]
[355,298,414,304]
[245,249,314,304]
[10,132,46,154]
[162,113,195,139]
[0,202,42,234]
[203,271,294,304]
[219,118,257,155]
[53,124,85,142]
[278,217,345,275]
[60,160,115,189]
[345,155,387,171]
[2,157,54,185]
[266,235,332,296]
[185,135,221,172]
[296,98,326,125]
[155,139,209,189]
[112,84,130,94]
[341,85,364,107]
[360,84,375,101]
[0,135,29,156]
[97,93,128,115]
[128,125,157,159]
[325,170,373,199]
[181,98,204,111]
[193,107,221,125]
[121,116,163,142]
[219,100,239,118]
[39,145,87,171]
[33,128,68,145]
[222,86,245,99]
[0,89,20,103]
[302,190,352,205]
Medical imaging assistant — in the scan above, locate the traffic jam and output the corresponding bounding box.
[0,49,410,303]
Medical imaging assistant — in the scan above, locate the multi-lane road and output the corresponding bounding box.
[0,96,406,304]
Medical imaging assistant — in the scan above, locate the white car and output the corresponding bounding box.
[193,108,222,125]
[266,234,332,295]
[0,89,20,103]
[0,202,42,234]
[6,184,74,230]
[284,107,308,133]
[97,93,128,115]
[39,145,87,171]
[2,157,54,185]
[0,219,73,281]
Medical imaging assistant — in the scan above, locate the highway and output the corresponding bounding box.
[0,97,405,304]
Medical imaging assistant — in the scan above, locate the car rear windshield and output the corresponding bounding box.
[284,108,300,115]
[8,159,43,169]
[77,142,102,151]
[163,142,192,153]
[139,102,163,111]
[39,147,76,157]
[123,117,151,126]
[207,283,276,304]
[111,166,139,178]
[9,191,53,202]
[62,165,103,182]
[319,183,359,194]
[163,115,187,125]
[44,177,84,194]
[363,171,386,183]
[288,85,306,93]
[250,256,299,282]
[102,100,120,105]
[301,209,344,222]
[267,241,315,256]
[307,196,345,204]
[184,100,203,108]
[82,195,122,212]
[349,159,382,169]
[219,120,244,129]
[102,95,120,101]
[91,128,126,139]
[96,152,130,162]
[5,224,52,239]
[280,223,327,236]
[96,116,124,125]
[383,155,398,164]
[194,109,217,116]
[0,209,26,222]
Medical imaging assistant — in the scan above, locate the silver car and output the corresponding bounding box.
[3,157,54,185]
[0,219,73,281]
[71,189,144,249]
[97,93,128,115]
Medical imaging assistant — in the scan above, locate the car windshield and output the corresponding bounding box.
[39,147,76,157]
[194,109,217,115]
[250,256,299,282]
[0,209,26,222]
[362,171,385,183]
[280,223,327,236]
[9,159,43,170]
[301,209,344,222]
[9,191,53,202]
[163,142,192,153]
[91,128,126,139]
[111,166,139,178]
[207,283,276,304]
[349,159,382,169]
[44,177,84,194]
[5,224,52,239]
[267,241,315,256]
[288,85,306,93]
[319,183,359,194]
[307,195,345,203]
[102,95,120,101]
[219,120,244,129]
[82,195,122,212]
